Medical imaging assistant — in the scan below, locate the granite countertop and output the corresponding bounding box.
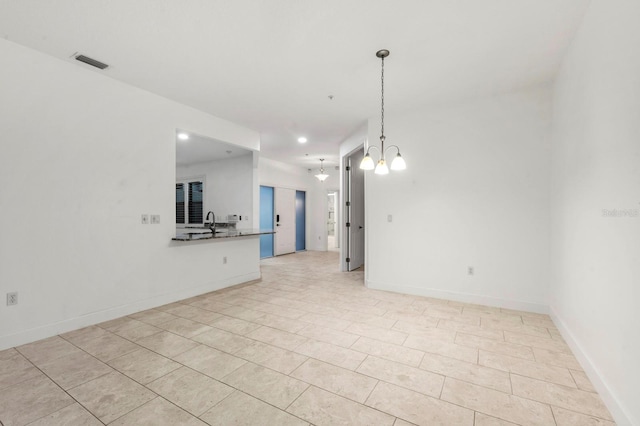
[172,228,274,241]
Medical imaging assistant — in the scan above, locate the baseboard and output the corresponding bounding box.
[0,271,260,351]
[365,280,548,314]
[550,307,634,426]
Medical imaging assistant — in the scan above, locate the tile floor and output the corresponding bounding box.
[0,251,615,425]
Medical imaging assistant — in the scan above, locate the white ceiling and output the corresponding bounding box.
[0,0,589,167]
[176,131,253,167]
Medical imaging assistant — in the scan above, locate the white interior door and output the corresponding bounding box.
[274,187,296,255]
[348,150,365,271]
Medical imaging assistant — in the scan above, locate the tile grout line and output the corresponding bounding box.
[198,385,311,425]
[550,402,559,426]
[105,396,166,425]
[108,335,306,424]
[57,335,194,424]
[282,383,311,413]
[359,381,413,421]
[362,378,381,406]
[353,353,371,374]
[438,375,447,399]
[66,322,257,423]
[13,346,107,425]
[508,374,614,422]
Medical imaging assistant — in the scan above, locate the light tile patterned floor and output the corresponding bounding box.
[0,251,615,425]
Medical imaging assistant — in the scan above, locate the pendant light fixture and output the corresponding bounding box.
[315,158,329,182]
[360,49,406,174]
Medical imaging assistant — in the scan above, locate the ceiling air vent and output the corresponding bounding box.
[74,54,109,70]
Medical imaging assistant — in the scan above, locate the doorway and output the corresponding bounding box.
[295,190,306,251]
[259,185,274,258]
[262,185,306,257]
[327,191,339,252]
[274,187,296,255]
[344,147,365,271]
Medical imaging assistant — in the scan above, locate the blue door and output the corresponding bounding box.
[295,190,306,251]
[260,186,274,258]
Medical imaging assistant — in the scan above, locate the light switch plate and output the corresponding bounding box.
[151,215,160,224]
[7,292,18,306]
[141,214,149,224]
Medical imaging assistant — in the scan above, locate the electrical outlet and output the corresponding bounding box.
[7,292,18,306]
[151,215,160,224]
[468,266,474,275]
[223,256,227,264]
[141,214,149,224]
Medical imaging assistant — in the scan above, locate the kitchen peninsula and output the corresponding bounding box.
[172,228,274,241]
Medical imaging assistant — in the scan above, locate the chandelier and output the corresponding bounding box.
[315,158,329,181]
[360,49,406,174]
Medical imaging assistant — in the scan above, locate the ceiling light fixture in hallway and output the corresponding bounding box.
[315,158,329,182]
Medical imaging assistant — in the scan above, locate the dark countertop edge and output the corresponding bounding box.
[171,229,275,242]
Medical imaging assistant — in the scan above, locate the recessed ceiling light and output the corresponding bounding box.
[177,133,189,141]
[298,137,308,143]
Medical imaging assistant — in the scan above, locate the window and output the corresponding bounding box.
[176,178,204,224]
[176,184,185,223]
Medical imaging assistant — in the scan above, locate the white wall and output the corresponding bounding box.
[0,39,261,350]
[550,2,640,424]
[259,157,339,252]
[177,153,255,229]
[364,87,552,313]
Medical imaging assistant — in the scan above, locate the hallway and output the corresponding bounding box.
[0,251,613,425]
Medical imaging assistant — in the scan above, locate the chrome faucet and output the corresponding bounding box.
[205,211,215,230]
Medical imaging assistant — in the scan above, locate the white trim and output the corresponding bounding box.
[0,271,259,351]
[366,279,548,314]
[550,307,634,426]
